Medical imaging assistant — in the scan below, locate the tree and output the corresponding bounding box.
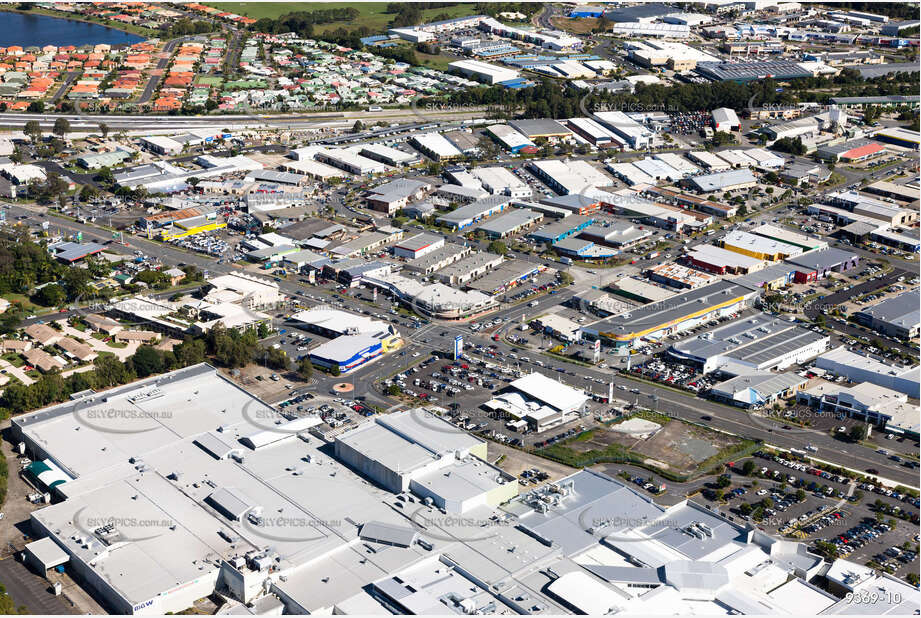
[386,384,401,396]
[132,345,164,378]
[716,475,731,488]
[849,423,868,442]
[330,365,341,377]
[739,502,753,516]
[742,460,756,476]
[262,345,289,371]
[31,283,65,307]
[795,488,807,502]
[488,240,508,256]
[99,122,109,139]
[761,497,774,509]
[297,356,314,380]
[351,120,364,134]
[24,119,41,143]
[53,117,71,138]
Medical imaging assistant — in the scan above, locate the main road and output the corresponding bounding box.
[8,204,916,487]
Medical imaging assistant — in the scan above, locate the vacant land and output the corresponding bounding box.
[538,412,756,480]
[206,2,480,33]
[550,16,603,34]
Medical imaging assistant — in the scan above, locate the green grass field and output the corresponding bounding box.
[206,2,480,33]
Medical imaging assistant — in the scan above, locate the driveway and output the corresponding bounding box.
[0,359,34,387]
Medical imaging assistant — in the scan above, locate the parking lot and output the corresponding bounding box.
[711,451,920,584]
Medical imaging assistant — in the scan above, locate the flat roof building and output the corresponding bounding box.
[669,312,829,374]
[485,124,535,154]
[486,371,589,431]
[854,291,920,340]
[721,230,804,261]
[392,232,445,260]
[815,346,920,398]
[583,280,757,349]
[685,169,757,193]
[436,196,510,230]
[785,247,859,282]
[477,208,542,238]
[686,244,766,275]
[750,224,828,251]
[410,132,464,161]
[448,59,520,84]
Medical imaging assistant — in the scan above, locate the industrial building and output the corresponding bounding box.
[391,232,445,260]
[582,280,757,350]
[696,60,814,82]
[508,118,572,141]
[436,195,510,230]
[448,59,520,84]
[750,224,828,252]
[686,244,765,275]
[466,259,543,295]
[798,382,919,438]
[872,126,920,150]
[712,107,741,132]
[435,252,504,285]
[359,143,420,167]
[785,248,859,282]
[335,410,516,512]
[688,151,732,172]
[579,220,652,248]
[647,263,719,290]
[485,124,535,154]
[815,346,920,398]
[527,159,613,195]
[592,111,652,149]
[709,372,807,408]
[13,361,891,616]
[566,117,624,147]
[529,215,594,244]
[365,178,432,214]
[314,147,390,175]
[486,371,589,431]
[477,208,543,238]
[471,166,532,198]
[685,169,757,193]
[410,132,464,161]
[721,231,804,261]
[815,138,885,163]
[853,291,920,340]
[669,312,830,374]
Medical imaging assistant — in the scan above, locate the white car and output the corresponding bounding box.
[412,352,421,358]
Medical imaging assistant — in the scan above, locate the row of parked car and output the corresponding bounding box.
[827,520,892,558]
[799,509,844,536]
[533,426,586,449]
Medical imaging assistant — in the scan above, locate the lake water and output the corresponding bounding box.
[0,12,144,48]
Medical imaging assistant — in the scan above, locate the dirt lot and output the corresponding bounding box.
[487,441,576,482]
[563,417,746,477]
[223,365,302,403]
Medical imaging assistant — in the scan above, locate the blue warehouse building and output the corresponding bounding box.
[528,215,594,244]
[309,334,383,374]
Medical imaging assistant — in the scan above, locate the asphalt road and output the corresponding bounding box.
[6,197,918,488]
[804,267,916,355]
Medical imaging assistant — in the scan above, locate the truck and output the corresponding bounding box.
[559,256,573,265]
[529,300,539,307]
[647,251,660,260]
